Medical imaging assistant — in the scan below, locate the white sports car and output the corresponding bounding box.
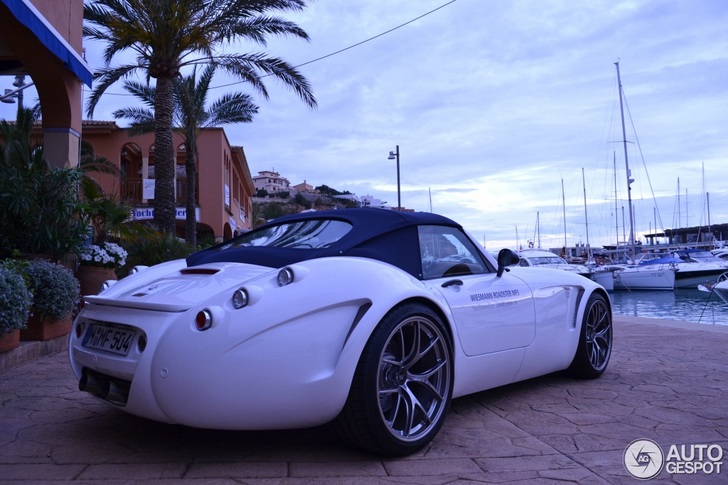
[69,208,612,456]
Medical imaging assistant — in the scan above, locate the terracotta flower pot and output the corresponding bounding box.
[0,329,21,353]
[20,313,72,341]
[76,265,117,296]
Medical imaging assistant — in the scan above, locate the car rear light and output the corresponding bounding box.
[195,310,212,331]
[75,321,86,339]
[232,288,248,309]
[129,265,149,275]
[100,280,117,292]
[277,267,294,287]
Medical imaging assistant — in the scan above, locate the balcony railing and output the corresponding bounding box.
[120,177,143,203]
[120,177,197,205]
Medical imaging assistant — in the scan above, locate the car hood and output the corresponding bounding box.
[83,259,272,312]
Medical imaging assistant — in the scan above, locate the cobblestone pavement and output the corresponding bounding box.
[1,316,727,484]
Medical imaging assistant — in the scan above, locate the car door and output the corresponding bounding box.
[419,226,536,356]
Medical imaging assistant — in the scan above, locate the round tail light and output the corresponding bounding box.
[195,310,212,331]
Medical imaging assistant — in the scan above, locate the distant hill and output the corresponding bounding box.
[251,188,359,227]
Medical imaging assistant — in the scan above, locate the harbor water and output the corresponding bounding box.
[610,288,728,326]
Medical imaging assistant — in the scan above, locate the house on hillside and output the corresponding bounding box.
[253,169,290,194]
[292,181,314,193]
[360,194,387,208]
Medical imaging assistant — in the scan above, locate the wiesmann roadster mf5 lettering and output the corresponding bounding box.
[69,208,612,456]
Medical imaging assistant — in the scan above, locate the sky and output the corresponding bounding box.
[2,0,728,252]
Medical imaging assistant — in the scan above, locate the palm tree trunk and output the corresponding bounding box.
[153,76,176,235]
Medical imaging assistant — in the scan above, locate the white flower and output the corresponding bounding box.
[81,242,128,268]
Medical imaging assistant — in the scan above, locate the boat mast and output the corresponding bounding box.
[562,178,567,253]
[705,163,711,236]
[615,61,637,259]
[677,177,681,228]
[613,152,619,245]
[582,168,591,259]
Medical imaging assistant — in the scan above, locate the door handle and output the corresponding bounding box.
[441,279,463,288]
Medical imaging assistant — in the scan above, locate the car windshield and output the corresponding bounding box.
[223,219,352,250]
[531,256,566,265]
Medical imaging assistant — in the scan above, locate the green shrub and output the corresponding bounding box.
[0,163,87,261]
[121,229,196,277]
[24,260,80,321]
[0,265,32,332]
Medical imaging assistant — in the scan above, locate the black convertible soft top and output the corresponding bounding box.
[186,208,463,278]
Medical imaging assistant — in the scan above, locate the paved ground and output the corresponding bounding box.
[1,316,727,484]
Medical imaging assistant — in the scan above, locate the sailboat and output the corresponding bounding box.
[590,62,676,291]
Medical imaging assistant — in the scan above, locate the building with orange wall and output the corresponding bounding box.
[2,1,255,242]
[1,0,91,169]
[82,121,254,242]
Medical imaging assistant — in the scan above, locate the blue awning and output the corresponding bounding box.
[1,0,92,87]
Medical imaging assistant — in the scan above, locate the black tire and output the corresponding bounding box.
[568,292,612,379]
[334,303,453,456]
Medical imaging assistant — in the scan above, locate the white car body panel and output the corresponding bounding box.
[71,257,595,428]
[68,209,608,436]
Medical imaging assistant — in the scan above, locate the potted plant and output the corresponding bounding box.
[78,176,131,246]
[20,260,80,341]
[77,242,128,296]
[0,264,32,352]
[75,177,132,295]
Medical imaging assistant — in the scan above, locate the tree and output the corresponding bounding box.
[84,0,317,235]
[250,202,268,228]
[77,140,131,247]
[114,65,259,246]
[293,192,311,209]
[0,107,87,260]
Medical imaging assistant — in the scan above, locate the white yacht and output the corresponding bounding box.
[591,264,676,291]
[635,251,726,289]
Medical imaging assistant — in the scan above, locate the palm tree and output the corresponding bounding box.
[84,0,317,235]
[114,65,259,246]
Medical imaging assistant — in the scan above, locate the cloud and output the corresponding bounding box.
[3,0,727,250]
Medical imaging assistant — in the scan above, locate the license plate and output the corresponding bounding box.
[82,324,135,356]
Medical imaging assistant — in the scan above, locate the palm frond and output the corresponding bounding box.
[206,93,258,126]
[87,64,141,117]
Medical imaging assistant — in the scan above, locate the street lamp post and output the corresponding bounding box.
[12,75,25,107]
[1,76,28,119]
[388,145,400,210]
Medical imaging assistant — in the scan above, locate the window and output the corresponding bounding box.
[223,219,352,250]
[418,226,488,279]
[224,156,231,210]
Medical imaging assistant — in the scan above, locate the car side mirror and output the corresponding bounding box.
[496,248,520,277]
